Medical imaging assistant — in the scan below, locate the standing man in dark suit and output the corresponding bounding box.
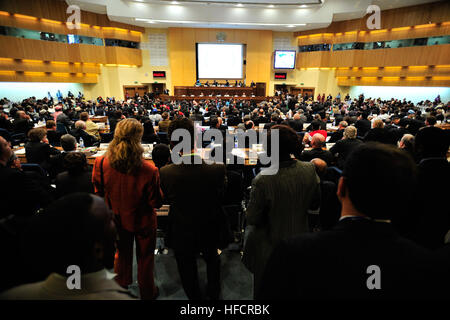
[160,118,226,300]
[258,143,448,299]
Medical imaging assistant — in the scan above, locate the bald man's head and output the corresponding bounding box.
[311,158,327,178]
[311,134,325,148]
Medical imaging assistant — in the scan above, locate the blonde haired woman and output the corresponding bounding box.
[92,118,163,300]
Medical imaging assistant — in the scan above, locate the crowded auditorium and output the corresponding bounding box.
[0,0,449,308]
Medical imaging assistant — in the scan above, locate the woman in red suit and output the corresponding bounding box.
[92,118,163,300]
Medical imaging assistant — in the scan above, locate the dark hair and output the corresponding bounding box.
[210,117,219,128]
[46,120,56,129]
[168,117,195,150]
[426,116,436,126]
[271,113,280,122]
[343,143,418,219]
[143,120,155,135]
[20,193,112,276]
[28,128,46,142]
[269,125,302,160]
[63,152,87,175]
[415,126,449,159]
[152,144,171,169]
[80,112,89,122]
[311,121,321,131]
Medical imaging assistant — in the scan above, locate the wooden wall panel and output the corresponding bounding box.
[335,65,450,78]
[328,51,354,67]
[0,12,142,42]
[104,46,142,66]
[296,44,450,68]
[0,71,98,83]
[0,35,143,65]
[0,0,144,32]
[0,59,100,73]
[298,24,450,46]
[295,1,450,37]
[78,44,105,64]
[168,27,272,95]
[337,77,450,87]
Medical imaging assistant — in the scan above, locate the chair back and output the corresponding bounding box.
[21,163,48,177]
[323,166,343,186]
[100,132,113,143]
[157,132,169,144]
[0,128,11,142]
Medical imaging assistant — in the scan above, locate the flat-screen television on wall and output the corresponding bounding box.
[274,50,296,69]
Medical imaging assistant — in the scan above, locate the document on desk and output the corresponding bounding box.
[231,148,247,159]
[91,150,106,157]
[14,148,26,155]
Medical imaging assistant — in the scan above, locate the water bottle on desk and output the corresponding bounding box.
[79,137,84,149]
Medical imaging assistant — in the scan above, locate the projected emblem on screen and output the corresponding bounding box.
[274,50,296,69]
[196,43,243,79]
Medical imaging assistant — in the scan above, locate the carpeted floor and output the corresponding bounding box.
[126,243,254,300]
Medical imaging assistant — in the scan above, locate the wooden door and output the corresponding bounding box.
[136,86,148,97]
[123,87,136,100]
[301,88,315,99]
[255,82,266,97]
[290,88,302,96]
[123,86,148,99]
[152,83,164,94]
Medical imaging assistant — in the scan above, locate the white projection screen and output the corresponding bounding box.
[196,43,244,79]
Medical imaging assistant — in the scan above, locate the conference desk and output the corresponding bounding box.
[174,86,255,97]
[170,96,269,103]
[91,116,108,123]
[436,123,450,130]
[14,145,260,167]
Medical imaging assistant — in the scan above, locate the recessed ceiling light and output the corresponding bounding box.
[268,4,275,8]
[236,3,243,7]
[299,5,307,8]
[171,1,179,4]
[287,25,295,28]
